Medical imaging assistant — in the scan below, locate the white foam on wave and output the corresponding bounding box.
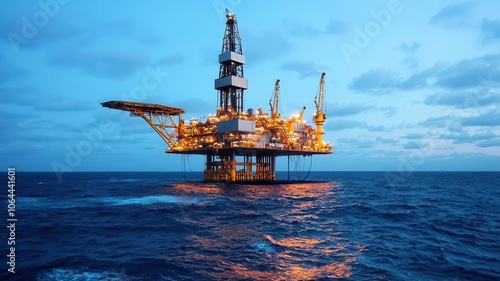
[107,178,140,183]
[20,195,197,209]
[38,268,129,281]
[105,195,195,206]
[18,197,58,209]
[251,242,276,253]
[19,197,98,210]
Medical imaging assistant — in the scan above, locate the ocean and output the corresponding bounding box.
[1,171,499,280]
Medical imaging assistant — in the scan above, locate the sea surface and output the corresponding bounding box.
[1,171,499,280]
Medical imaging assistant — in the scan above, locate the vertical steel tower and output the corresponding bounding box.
[215,10,248,116]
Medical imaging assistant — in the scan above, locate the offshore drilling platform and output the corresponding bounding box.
[102,10,333,182]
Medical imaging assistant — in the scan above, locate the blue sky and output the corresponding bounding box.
[1,0,499,173]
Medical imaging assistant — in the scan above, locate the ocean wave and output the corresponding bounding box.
[18,195,200,210]
[13,171,500,280]
[251,242,276,253]
[38,268,130,281]
[102,195,195,206]
[107,178,140,183]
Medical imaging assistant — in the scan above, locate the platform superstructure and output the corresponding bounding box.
[102,10,333,182]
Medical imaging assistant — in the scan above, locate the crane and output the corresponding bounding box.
[313,72,326,149]
[269,79,280,119]
[298,106,306,121]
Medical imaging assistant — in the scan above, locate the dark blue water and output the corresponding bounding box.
[1,172,499,280]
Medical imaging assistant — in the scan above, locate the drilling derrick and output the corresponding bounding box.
[101,11,333,183]
[215,9,247,115]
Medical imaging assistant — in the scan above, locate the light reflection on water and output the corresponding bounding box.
[167,181,362,280]
[213,259,355,280]
[171,181,341,199]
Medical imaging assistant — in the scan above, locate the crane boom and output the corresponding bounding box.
[313,72,327,150]
[314,72,326,114]
[298,106,306,120]
[269,79,280,118]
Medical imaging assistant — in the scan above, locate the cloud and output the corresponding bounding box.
[376,106,398,118]
[0,87,36,104]
[281,61,327,79]
[101,134,160,146]
[324,119,366,131]
[424,91,500,108]
[418,115,459,128]
[282,18,321,38]
[432,54,500,89]
[0,55,28,84]
[0,110,39,141]
[348,69,401,93]
[481,19,500,45]
[461,110,500,127]
[368,125,391,132]
[402,133,426,139]
[34,100,96,112]
[337,137,376,149]
[399,42,420,54]
[1,9,134,52]
[0,15,79,51]
[245,31,292,64]
[476,139,500,147]
[331,105,395,119]
[349,54,500,93]
[403,141,428,149]
[140,34,164,46]
[412,152,500,171]
[429,2,472,28]
[1,111,83,144]
[419,111,500,131]
[448,123,464,133]
[402,56,420,69]
[327,105,398,119]
[156,54,185,67]
[14,128,81,143]
[326,19,347,34]
[93,109,156,136]
[175,98,213,117]
[376,137,397,144]
[281,18,347,37]
[440,131,497,144]
[328,103,373,117]
[48,49,150,80]
[89,109,176,149]
[0,86,94,112]
[64,20,135,46]
[324,119,390,132]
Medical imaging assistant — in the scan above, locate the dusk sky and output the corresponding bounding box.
[1,0,499,174]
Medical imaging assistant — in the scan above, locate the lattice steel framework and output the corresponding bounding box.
[215,10,247,115]
[101,101,183,150]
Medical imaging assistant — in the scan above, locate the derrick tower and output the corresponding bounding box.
[101,10,333,183]
[215,10,247,115]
